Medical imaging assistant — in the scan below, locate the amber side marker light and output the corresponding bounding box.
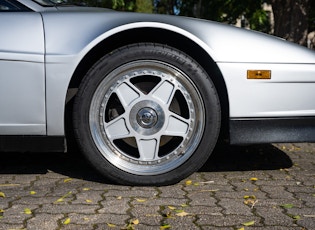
[247,70,271,79]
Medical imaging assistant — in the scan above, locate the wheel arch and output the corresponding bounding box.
[66,27,230,140]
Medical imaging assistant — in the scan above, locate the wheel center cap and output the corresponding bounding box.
[130,100,165,135]
[137,108,158,128]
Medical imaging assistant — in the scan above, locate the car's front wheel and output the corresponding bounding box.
[73,43,221,185]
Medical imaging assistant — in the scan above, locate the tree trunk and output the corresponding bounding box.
[271,0,310,46]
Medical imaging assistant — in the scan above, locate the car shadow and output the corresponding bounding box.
[0,143,293,183]
[200,143,293,172]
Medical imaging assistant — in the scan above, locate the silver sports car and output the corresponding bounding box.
[1,0,315,185]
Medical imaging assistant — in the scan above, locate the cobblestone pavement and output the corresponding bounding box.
[0,143,314,230]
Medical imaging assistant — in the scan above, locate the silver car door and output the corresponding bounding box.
[0,9,45,135]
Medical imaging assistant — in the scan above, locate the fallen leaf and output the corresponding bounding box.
[185,180,192,186]
[132,219,139,225]
[242,220,255,226]
[288,214,301,220]
[243,195,256,199]
[168,206,176,210]
[86,199,92,203]
[0,184,20,187]
[117,196,122,200]
[250,177,258,181]
[160,223,171,229]
[0,192,5,198]
[63,218,71,225]
[24,208,32,215]
[107,223,116,227]
[176,211,189,217]
[30,191,37,195]
[83,188,90,191]
[199,181,214,184]
[54,191,72,203]
[0,209,4,217]
[63,178,72,183]
[136,198,146,202]
[174,209,184,213]
[281,204,294,209]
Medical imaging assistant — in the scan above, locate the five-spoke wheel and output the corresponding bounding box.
[74,43,221,185]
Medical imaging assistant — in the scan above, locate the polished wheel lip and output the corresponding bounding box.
[89,60,205,175]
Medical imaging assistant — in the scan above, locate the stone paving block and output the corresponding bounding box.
[184,206,223,216]
[163,215,200,230]
[255,206,295,226]
[0,176,14,184]
[242,227,302,230]
[130,197,188,207]
[61,224,96,229]
[197,214,262,228]
[202,172,230,185]
[158,185,186,198]
[38,203,100,214]
[218,198,253,216]
[105,188,158,198]
[255,198,304,209]
[230,180,261,191]
[225,171,270,181]
[11,174,39,185]
[286,185,315,193]
[187,192,217,206]
[260,185,294,199]
[0,223,25,230]
[130,205,162,226]
[214,190,267,200]
[72,190,104,205]
[99,197,130,215]
[12,196,61,205]
[287,207,315,218]
[66,213,129,225]
[184,184,234,193]
[127,224,163,230]
[292,175,315,186]
[26,213,63,230]
[0,143,315,229]
[297,217,315,230]
[31,178,60,188]
[294,193,315,208]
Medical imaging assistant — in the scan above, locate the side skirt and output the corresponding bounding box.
[230,117,315,144]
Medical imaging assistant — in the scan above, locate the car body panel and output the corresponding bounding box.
[1,0,315,142]
[0,12,46,135]
[218,62,315,118]
[40,11,315,135]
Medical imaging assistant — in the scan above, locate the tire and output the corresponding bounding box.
[73,43,221,185]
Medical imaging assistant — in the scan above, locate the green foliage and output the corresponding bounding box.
[249,8,271,33]
[309,0,315,32]
[70,0,314,35]
[135,0,153,13]
[157,0,272,33]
